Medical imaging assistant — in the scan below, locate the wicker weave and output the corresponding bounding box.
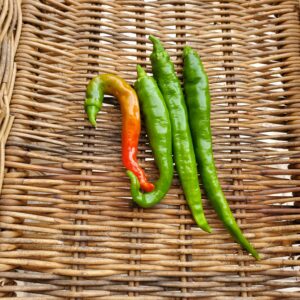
[0,0,300,298]
[0,0,22,296]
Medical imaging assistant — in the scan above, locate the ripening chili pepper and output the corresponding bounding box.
[84,74,154,192]
[149,35,211,233]
[127,65,173,207]
[183,46,259,259]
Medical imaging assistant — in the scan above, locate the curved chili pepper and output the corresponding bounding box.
[183,46,259,259]
[149,35,211,233]
[84,74,154,192]
[127,65,173,207]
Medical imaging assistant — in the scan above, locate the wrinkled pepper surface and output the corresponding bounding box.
[127,65,173,207]
[149,36,211,233]
[183,46,259,259]
[84,74,154,192]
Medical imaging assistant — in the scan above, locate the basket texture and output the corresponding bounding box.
[0,0,22,296]
[0,0,300,299]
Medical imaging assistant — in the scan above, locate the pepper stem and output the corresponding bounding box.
[149,35,165,53]
[136,65,147,78]
[127,170,141,198]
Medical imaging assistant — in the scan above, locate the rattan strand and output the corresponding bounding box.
[0,0,300,298]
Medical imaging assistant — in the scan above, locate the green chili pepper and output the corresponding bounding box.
[127,65,173,208]
[183,46,259,259]
[149,35,211,233]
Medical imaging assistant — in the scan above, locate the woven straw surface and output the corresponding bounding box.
[0,0,300,299]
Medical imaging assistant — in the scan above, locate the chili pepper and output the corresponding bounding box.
[183,46,259,259]
[149,35,211,233]
[127,65,173,207]
[84,74,154,192]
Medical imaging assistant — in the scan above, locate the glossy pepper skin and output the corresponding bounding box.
[183,46,259,259]
[127,65,173,208]
[149,36,211,233]
[84,74,154,192]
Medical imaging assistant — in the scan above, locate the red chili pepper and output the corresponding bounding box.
[84,74,154,192]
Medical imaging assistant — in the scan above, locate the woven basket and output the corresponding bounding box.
[0,0,300,299]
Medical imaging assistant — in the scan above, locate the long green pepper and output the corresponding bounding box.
[127,65,173,207]
[149,36,211,233]
[183,46,259,259]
